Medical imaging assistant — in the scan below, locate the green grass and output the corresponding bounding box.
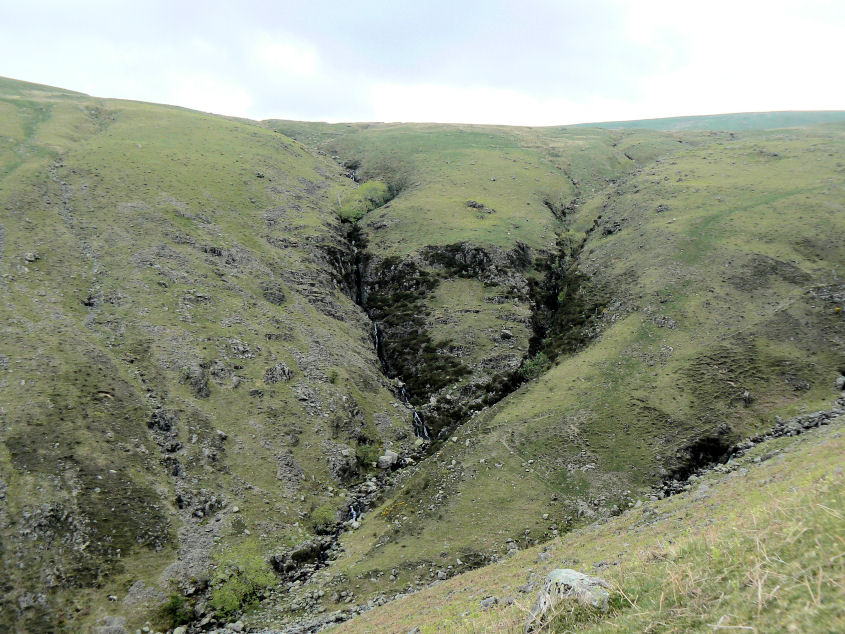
[211,538,277,616]
[1,75,843,632]
[267,121,843,625]
[338,180,393,221]
[0,80,409,631]
[335,417,845,633]
[573,110,845,131]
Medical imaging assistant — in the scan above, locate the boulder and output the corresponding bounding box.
[377,450,399,469]
[92,617,127,634]
[480,596,498,609]
[270,538,329,578]
[524,569,610,632]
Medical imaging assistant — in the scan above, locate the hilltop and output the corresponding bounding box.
[0,76,842,633]
[572,110,845,131]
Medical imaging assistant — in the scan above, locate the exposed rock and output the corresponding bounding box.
[186,362,210,398]
[276,453,305,493]
[465,200,495,214]
[524,569,610,632]
[93,616,127,634]
[270,538,331,579]
[377,450,399,469]
[121,580,166,607]
[264,362,294,383]
[324,441,358,482]
[480,595,498,609]
[261,280,287,305]
[601,219,624,236]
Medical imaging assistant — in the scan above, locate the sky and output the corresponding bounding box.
[2,0,844,125]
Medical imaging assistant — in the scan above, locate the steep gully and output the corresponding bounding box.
[262,200,603,584]
[260,166,843,629]
[249,207,601,632]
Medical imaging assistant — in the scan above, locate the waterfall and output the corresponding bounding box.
[413,410,430,440]
[400,385,410,407]
[349,505,358,522]
[371,320,390,375]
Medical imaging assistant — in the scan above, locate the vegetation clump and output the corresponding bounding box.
[338,180,392,221]
[311,502,339,534]
[159,594,194,628]
[528,234,607,362]
[365,257,471,407]
[210,541,276,617]
[519,351,549,379]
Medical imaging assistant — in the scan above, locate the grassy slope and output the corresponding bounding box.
[1,74,842,630]
[0,75,88,98]
[573,110,845,131]
[267,121,683,256]
[0,80,409,631]
[288,123,843,622]
[264,121,687,440]
[338,415,845,633]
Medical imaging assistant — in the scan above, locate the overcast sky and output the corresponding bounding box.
[2,0,844,125]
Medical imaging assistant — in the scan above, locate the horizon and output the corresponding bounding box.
[5,74,845,129]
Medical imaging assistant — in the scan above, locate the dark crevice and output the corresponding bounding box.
[542,196,580,222]
[526,234,607,364]
[658,397,844,498]
[664,430,735,483]
[347,223,367,307]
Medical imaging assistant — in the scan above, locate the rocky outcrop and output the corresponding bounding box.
[524,569,610,632]
[356,242,541,438]
[270,538,333,581]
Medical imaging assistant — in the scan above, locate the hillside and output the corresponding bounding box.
[571,110,845,131]
[261,118,844,632]
[335,409,845,633]
[0,76,411,631]
[0,76,843,633]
